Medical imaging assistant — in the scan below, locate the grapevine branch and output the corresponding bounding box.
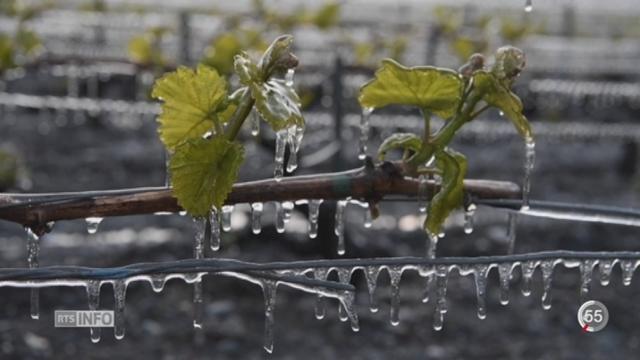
[0,160,520,234]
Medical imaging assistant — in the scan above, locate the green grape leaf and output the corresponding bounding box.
[0,35,15,71]
[170,137,244,216]
[201,33,242,76]
[473,70,532,140]
[127,35,163,66]
[250,78,303,131]
[359,59,464,120]
[425,148,467,235]
[152,64,230,150]
[312,2,340,29]
[15,29,41,55]
[377,133,422,161]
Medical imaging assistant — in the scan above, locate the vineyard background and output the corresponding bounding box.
[1,0,640,359]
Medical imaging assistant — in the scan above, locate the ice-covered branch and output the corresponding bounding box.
[0,160,520,233]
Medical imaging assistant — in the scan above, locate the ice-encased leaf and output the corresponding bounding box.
[358,59,463,119]
[234,51,259,85]
[250,78,304,131]
[425,148,467,235]
[257,35,294,77]
[377,133,422,161]
[152,65,231,150]
[473,70,532,140]
[170,137,244,216]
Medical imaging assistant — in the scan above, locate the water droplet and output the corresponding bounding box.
[86,280,102,343]
[358,107,373,160]
[221,205,234,232]
[522,139,536,210]
[113,280,127,340]
[85,217,104,234]
[308,199,322,239]
[418,174,429,214]
[251,203,263,234]
[335,200,348,255]
[274,130,287,181]
[250,109,260,136]
[210,208,221,251]
[524,0,533,12]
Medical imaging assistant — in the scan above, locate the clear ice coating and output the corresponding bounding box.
[210,208,221,251]
[426,232,439,259]
[113,280,127,340]
[362,202,372,228]
[506,213,518,254]
[358,107,373,160]
[418,175,428,214]
[521,139,536,210]
[86,280,102,343]
[282,201,294,223]
[464,203,476,234]
[364,266,381,313]
[388,266,403,326]
[579,259,596,301]
[275,202,286,233]
[336,268,352,322]
[251,203,264,234]
[274,130,287,180]
[335,200,348,255]
[85,217,104,234]
[621,260,636,286]
[540,260,555,310]
[25,227,40,319]
[313,268,329,320]
[474,265,489,319]
[524,0,533,12]
[192,217,207,329]
[250,109,260,137]
[286,126,304,173]
[221,205,234,232]
[599,259,614,286]
[433,265,449,331]
[308,199,323,238]
[521,260,536,296]
[150,274,166,293]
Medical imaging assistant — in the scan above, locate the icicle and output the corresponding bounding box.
[388,266,403,326]
[506,213,518,254]
[86,280,102,343]
[25,227,40,319]
[464,203,476,234]
[521,139,535,210]
[358,107,373,160]
[335,200,348,255]
[313,268,329,320]
[308,199,322,239]
[150,274,166,293]
[221,205,233,232]
[621,260,636,286]
[433,265,449,331]
[113,280,127,340]
[251,203,263,234]
[599,259,614,286]
[521,261,536,296]
[474,265,489,319]
[418,175,428,213]
[275,202,286,233]
[285,68,295,87]
[336,268,352,322]
[426,232,439,259]
[364,266,381,313]
[338,290,360,332]
[286,126,304,173]
[421,268,434,304]
[579,260,596,301]
[262,280,278,354]
[192,217,207,329]
[85,217,104,234]
[274,130,287,180]
[193,279,204,329]
[282,201,294,222]
[540,261,554,310]
[524,0,533,12]
[498,263,511,305]
[362,202,372,228]
[210,208,221,251]
[250,109,260,136]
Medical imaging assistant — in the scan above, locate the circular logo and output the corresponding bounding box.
[577,300,609,333]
